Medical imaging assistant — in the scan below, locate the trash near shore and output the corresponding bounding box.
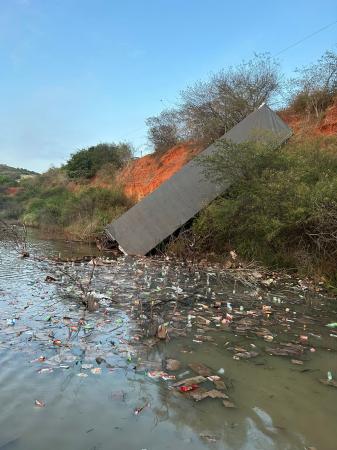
[1,251,336,416]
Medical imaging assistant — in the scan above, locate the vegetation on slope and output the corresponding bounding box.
[147,50,337,152]
[0,165,38,221]
[167,136,337,287]
[1,143,133,240]
[65,143,132,179]
[0,164,37,183]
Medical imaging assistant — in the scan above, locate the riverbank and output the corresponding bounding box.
[1,133,337,290]
[3,221,337,299]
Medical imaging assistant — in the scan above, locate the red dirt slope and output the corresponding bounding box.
[280,97,337,137]
[117,142,201,201]
[318,99,337,135]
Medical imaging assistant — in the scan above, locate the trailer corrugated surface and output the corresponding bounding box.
[106,105,292,255]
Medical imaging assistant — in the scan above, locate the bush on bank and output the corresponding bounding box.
[188,136,337,285]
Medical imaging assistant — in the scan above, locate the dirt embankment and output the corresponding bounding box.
[318,99,337,135]
[117,142,201,201]
[279,97,337,137]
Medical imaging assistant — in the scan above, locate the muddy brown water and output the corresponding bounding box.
[0,232,337,450]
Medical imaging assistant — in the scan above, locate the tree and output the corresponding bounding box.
[290,50,337,117]
[146,109,181,153]
[179,54,281,144]
[145,54,281,151]
[65,142,132,179]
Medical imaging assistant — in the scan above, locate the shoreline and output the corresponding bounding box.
[3,221,336,297]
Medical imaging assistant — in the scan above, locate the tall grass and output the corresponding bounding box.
[11,168,132,240]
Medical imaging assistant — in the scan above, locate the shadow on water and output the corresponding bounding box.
[0,231,336,450]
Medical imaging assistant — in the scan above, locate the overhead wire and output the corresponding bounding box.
[274,19,337,57]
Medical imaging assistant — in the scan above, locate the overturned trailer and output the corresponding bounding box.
[106,105,292,255]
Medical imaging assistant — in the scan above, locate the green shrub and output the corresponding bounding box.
[20,183,131,239]
[196,136,337,279]
[65,143,132,179]
[22,187,72,227]
[0,175,10,185]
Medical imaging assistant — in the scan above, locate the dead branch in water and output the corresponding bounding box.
[53,259,98,311]
[0,220,29,257]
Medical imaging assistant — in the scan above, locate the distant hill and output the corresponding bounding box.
[0,164,38,183]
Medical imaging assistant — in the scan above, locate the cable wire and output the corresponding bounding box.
[274,19,337,56]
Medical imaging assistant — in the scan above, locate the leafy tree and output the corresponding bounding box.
[65,142,132,179]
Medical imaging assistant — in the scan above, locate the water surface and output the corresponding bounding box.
[0,232,336,450]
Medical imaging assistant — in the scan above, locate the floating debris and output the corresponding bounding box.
[188,389,228,401]
[319,379,337,389]
[166,359,181,371]
[178,384,199,392]
[188,362,212,377]
[173,376,207,387]
[134,403,149,415]
[37,368,53,374]
[34,400,45,408]
[223,400,236,408]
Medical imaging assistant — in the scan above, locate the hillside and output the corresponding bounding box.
[0,164,37,181]
[2,99,336,206]
[115,101,337,202]
[3,100,336,211]
[5,95,336,205]
[0,164,38,198]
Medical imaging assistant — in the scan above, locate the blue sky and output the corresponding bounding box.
[0,0,336,172]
